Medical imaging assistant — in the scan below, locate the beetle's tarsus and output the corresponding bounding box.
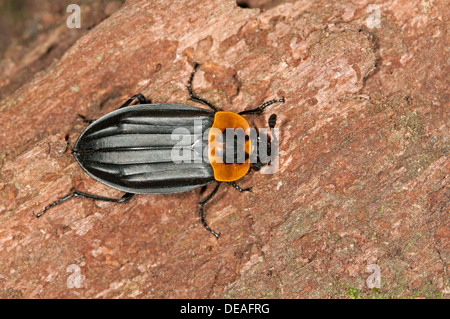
[77,114,96,124]
[35,190,135,218]
[76,94,149,126]
[119,93,148,109]
[35,192,75,217]
[187,63,218,112]
[229,181,252,193]
[199,182,221,238]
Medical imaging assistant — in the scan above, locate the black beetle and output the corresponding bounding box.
[36,63,284,238]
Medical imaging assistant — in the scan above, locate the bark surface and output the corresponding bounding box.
[0,0,448,298]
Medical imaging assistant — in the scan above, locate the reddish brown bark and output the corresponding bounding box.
[0,0,448,298]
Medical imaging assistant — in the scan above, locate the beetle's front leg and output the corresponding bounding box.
[238,97,285,115]
[229,181,252,193]
[187,63,218,112]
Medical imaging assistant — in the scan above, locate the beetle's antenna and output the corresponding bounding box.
[199,182,221,238]
[35,190,135,218]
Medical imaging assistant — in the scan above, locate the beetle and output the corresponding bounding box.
[36,63,284,238]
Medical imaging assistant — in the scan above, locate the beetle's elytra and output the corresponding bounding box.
[36,63,284,238]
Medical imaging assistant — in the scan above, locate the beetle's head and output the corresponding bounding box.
[251,114,278,172]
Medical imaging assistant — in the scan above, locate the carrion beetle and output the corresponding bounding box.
[36,63,284,238]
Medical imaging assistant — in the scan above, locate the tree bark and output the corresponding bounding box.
[0,0,448,298]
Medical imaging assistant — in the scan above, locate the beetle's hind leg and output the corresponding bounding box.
[187,62,218,112]
[35,189,135,218]
[76,93,149,124]
[198,182,221,238]
[77,114,96,124]
[119,93,148,109]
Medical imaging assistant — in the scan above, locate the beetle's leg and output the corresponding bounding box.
[187,62,218,112]
[35,190,135,218]
[76,94,148,124]
[119,93,148,109]
[238,97,285,115]
[198,182,221,238]
[77,114,95,124]
[228,181,252,193]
